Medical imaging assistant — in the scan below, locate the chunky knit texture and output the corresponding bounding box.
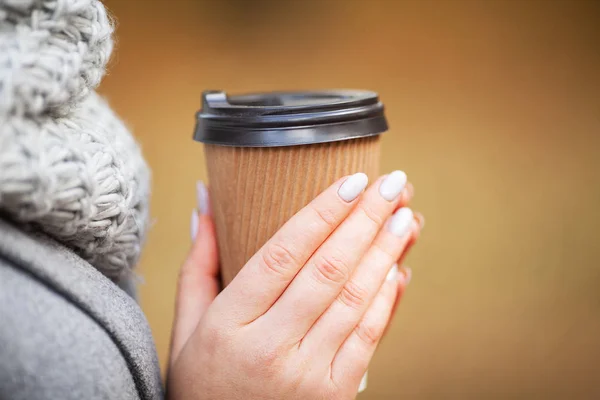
[0,0,150,280]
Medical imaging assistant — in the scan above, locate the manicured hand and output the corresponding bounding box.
[168,172,423,400]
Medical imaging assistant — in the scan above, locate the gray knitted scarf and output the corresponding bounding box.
[0,0,150,281]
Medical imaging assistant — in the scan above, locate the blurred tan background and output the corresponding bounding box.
[100,0,600,398]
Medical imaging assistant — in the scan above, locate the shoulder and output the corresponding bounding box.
[0,220,163,400]
[0,257,139,400]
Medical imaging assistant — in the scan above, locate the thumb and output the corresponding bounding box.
[169,181,219,367]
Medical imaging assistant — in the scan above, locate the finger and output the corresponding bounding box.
[396,212,424,267]
[170,182,219,367]
[301,209,420,357]
[390,266,411,319]
[353,266,411,394]
[383,265,411,338]
[261,171,409,340]
[213,173,370,325]
[330,275,400,392]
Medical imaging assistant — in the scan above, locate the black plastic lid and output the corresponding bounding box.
[193,90,388,147]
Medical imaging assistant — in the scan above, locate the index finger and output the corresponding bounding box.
[213,173,369,325]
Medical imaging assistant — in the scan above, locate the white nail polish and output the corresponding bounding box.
[338,173,369,202]
[388,207,414,237]
[386,263,399,281]
[358,371,368,393]
[379,170,407,201]
[196,181,211,215]
[190,210,199,241]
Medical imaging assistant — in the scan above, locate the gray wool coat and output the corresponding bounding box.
[0,219,164,399]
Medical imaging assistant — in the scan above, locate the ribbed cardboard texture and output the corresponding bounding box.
[205,136,381,286]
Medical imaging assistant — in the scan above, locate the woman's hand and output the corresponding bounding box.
[168,172,422,400]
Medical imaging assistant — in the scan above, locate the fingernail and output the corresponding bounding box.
[358,371,368,393]
[196,181,211,215]
[386,263,399,281]
[190,210,199,241]
[415,212,425,229]
[338,173,369,202]
[379,170,407,201]
[388,207,414,237]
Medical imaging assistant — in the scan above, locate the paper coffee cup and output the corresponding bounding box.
[194,90,388,286]
[194,90,388,393]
